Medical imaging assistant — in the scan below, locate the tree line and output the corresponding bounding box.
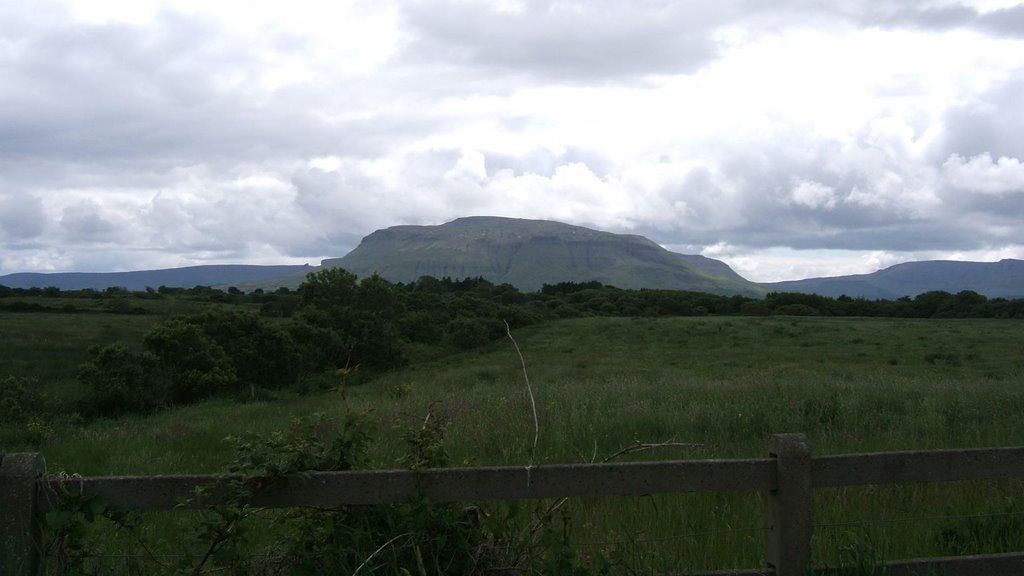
[1,269,1022,421]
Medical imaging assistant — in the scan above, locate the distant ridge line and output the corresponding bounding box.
[0,264,313,291]
[2,217,1022,299]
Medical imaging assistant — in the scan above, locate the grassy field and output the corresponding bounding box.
[0,299,263,407]
[6,314,1024,572]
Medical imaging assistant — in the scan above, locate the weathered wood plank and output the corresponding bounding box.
[812,447,1024,488]
[1,453,47,576]
[702,552,1024,576]
[41,458,776,511]
[764,434,812,576]
[22,444,1024,576]
[882,551,1024,576]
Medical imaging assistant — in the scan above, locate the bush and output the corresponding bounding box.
[773,303,821,316]
[77,344,162,416]
[0,375,46,424]
[446,317,502,349]
[287,322,353,374]
[144,319,237,403]
[78,342,161,414]
[190,310,302,394]
[157,408,610,575]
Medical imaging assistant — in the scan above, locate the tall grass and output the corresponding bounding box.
[14,315,1024,572]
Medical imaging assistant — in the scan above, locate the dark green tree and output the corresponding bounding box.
[190,310,302,397]
[144,319,237,403]
[300,268,359,312]
[77,344,161,416]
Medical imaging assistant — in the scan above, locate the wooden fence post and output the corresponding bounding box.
[764,434,812,576]
[1,453,47,576]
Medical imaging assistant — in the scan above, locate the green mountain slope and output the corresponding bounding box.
[763,259,1024,299]
[323,216,763,295]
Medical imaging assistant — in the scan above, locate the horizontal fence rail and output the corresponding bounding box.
[5,434,1024,576]
[39,458,778,511]
[812,446,1024,487]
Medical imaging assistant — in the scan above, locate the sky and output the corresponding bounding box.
[2,0,1024,282]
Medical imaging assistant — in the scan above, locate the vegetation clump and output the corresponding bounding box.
[45,406,615,575]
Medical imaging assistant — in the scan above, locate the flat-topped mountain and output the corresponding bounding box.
[323,216,763,295]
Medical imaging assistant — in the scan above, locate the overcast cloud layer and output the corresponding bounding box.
[2,0,1024,282]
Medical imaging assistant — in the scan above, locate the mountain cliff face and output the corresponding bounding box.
[323,217,763,295]
[763,259,1024,299]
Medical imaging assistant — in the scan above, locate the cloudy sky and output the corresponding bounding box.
[2,0,1023,282]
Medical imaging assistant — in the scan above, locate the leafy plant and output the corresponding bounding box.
[154,404,624,575]
[41,477,143,576]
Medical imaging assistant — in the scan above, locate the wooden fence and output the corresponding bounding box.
[4,433,1024,576]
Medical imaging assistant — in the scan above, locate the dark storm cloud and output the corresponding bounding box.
[399,0,722,81]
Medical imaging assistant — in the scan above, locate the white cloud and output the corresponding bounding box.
[943,152,1024,194]
[2,0,1024,280]
[791,180,838,210]
[444,149,488,183]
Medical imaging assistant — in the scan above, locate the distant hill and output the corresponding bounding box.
[4,217,1020,300]
[0,265,313,292]
[763,259,1024,299]
[323,216,764,295]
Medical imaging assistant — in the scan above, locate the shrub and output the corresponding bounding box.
[446,317,502,349]
[772,303,821,316]
[0,375,45,424]
[77,345,162,416]
[190,310,302,394]
[144,319,237,403]
[215,409,610,575]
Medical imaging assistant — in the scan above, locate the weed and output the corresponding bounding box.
[388,382,413,399]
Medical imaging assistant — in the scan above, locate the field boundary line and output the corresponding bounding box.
[6,436,1024,575]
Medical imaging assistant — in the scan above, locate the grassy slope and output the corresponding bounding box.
[12,315,1024,571]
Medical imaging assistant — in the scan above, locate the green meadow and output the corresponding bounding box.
[5,312,1024,572]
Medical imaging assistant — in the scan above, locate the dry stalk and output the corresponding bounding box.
[352,532,415,576]
[504,320,538,485]
[501,320,703,569]
[598,439,704,463]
